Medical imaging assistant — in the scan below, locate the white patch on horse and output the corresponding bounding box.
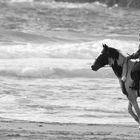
[117,54,124,66]
[117,54,128,81]
[108,57,115,66]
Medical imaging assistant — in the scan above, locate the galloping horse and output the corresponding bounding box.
[91,44,140,128]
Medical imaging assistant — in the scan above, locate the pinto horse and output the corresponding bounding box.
[91,44,140,128]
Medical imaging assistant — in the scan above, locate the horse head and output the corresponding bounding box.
[91,44,123,78]
[91,44,120,69]
[91,44,110,71]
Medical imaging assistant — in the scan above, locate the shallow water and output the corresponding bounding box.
[0,0,139,125]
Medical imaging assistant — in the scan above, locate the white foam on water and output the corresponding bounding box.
[0,58,95,79]
[10,0,34,2]
[0,39,137,59]
[8,0,107,9]
[0,37,137,79]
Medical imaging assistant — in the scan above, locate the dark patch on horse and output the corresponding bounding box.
[107,48,122,78]
[137,71,140,97]
[108,47,119,60]
[138,89,140,97]
[130,62,140,96]
[112,60,123,78]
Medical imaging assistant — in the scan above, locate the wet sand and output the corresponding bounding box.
[0,120,139,140]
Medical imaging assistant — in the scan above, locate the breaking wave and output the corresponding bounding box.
[0,38,137,59]
[0,34,138,79]
[0,65,113,79]
[6,0,107,9]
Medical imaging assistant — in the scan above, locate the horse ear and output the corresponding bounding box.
[102,44,108,49]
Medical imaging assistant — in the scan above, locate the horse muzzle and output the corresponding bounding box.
[91,65,98,71]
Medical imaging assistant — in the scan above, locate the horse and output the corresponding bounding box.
[91,44,140,128]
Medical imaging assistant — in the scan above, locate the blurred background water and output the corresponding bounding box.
[0,0,139,124]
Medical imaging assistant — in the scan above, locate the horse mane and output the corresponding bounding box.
[105,44,126,60]
[106,45,126,60]
[108,47,119,59]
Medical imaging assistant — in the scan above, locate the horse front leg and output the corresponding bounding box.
[128,93,140,128]
[128,101,139,124]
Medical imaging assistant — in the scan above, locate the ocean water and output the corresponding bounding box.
[0,0,140,125]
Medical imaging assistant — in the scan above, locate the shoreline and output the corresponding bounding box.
[0,119,139,140]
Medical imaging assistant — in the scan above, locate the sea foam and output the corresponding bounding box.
[0,39,137,59]
[0,37,138,79]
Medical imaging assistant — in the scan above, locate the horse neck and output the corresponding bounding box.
[111,53,126,79]
[118,53,127,66]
